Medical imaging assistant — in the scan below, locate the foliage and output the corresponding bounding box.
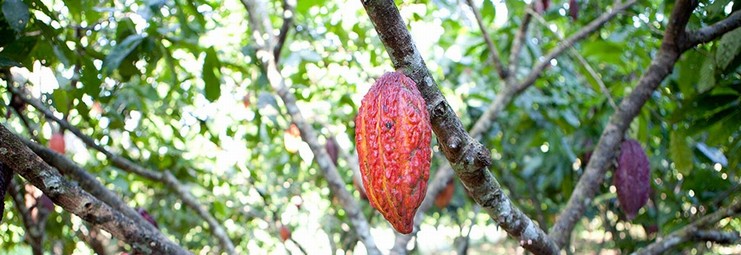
[1,0,739,254]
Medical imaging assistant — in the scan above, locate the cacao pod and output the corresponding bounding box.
[355,71,432,234]
[614,139,651,220]
[136,207,159,229]
[569,0,579,20]
[50,132,65,154]
[279,225,291,242]
[435,178,455,208]
[242,93,251,108]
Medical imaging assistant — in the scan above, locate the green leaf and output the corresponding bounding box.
[2,0,29,33]
[715,27,741,72]
[697,54,717,93]
[670,129,693,175]
[0,56,21,67]
[203,47,221,102]
[675,50,703,97]
[103,34,145,75]
[52,89,70,114]
[81,57,102,96]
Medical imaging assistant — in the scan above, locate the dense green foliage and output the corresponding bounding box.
[1,0,740,254]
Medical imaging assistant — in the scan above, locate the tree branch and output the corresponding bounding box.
[273,0,295,64]
[632,200,741,255]
[470,0,635,141]
[692,230,741,244]
[0,124,190,254]
[391,1,635,252]
[549,0,699,247]
[685,11,741,49]
[508,10,532,82]
[7,177,44,254]
[10,88,237,255]
[242,0,381,254]
[22,139,160,232]
[516,0,637,94]
[527,9,619,110]
[360,0,558,254]
[464,0,508,79]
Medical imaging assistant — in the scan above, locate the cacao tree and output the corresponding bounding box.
[1,0,740,254]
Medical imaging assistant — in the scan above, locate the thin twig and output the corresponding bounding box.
[515,0,637,94]
[464,0,508,79]
[632,200,741,255]
[274,0,295,64]
[527,10,619,110]
[691,230,740,244]
[685,11,741,49]
[242,0,381,254]
[7,177,44,254]
[508,8,532,82]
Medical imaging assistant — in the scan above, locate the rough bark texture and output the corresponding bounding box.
[632,200,741,255]
[242,0,382,254]
[23,139,159,233]
[0,124,190,255]
[361,0,558,254]
[12,88,236,254]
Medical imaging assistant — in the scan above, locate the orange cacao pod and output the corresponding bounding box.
[355,71,432,234]
[50,132,65,154]
[435,178,455,208]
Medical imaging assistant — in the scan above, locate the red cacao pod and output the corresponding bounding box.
[50,132,65,154]
[569,0,579,20]
[355,71,432,234]
[136,207,159,229]
[279,225,291,242]
[614,139,650,220]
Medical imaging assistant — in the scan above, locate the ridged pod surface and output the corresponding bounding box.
[614,139,651,220]
[355,71,432,234]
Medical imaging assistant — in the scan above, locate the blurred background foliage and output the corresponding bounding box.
[1,0,740,254]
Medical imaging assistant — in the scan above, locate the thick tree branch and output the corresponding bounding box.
[361,0,558,254]
[464,0,508,79]
[632,200,741,255]
[10,88,236,255]
[22,139,159,232]
[0,125,190,254]
[685,11,741,49]
[550,0,699,247]
[242,0,381,254]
